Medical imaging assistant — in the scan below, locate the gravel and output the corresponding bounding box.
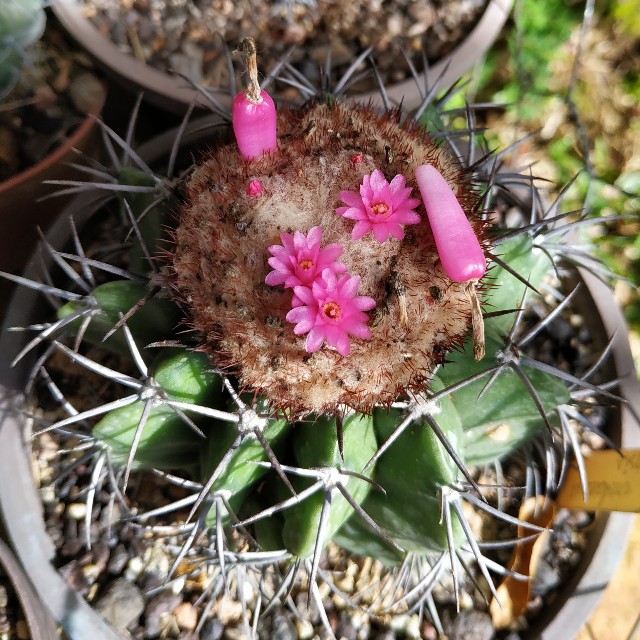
[77,0,489,96]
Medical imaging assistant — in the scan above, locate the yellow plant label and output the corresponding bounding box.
[556,449,640,512]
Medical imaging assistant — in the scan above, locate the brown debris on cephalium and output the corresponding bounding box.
[169,101,491,415]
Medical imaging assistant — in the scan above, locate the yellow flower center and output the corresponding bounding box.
[322,301,341,320]
[371,202,389,216]
[299,259,314,270]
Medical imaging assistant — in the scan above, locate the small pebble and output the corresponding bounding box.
[531,557,561,596]
[108,545,130,575]
[15,619,30,640]
[200,618,225,640]
[223,626,248,640]
[69,72,107,114]
[405,615,421,639]
[66,502,87,521]
[449,610,494,640]
[295,618,314,640]
[144,592,182,637]
[94,577,144,632]
[125,556,144,581]
[174,602,197,632]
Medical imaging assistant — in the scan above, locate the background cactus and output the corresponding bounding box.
[1,46,628,637]
[0,0,46,99]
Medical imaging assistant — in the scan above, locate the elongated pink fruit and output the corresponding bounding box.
[232,89,277,160]
[415,164,486,282]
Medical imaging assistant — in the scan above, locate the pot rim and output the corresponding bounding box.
[0,114,638,640]
[0,100,104,194]
[0,537,59,640]
[50,0,514,113]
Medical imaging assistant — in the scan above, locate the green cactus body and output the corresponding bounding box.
[117,167,172,272]
[93,350,221,471]
[0,0,45,98]
[352,384,465,555]
[81,103,568,561]
[483,233,553,337]
[201,416,291,525]
[57,280,182,354]
[282,413,377,558]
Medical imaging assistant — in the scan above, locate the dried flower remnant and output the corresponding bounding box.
[232,37,277,160]
[336,169,421,243]
[265,226,346,288]
[286,269,376,357]
[247,180,264,197]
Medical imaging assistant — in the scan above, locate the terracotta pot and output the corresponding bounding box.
[51,0,514,113]
[0,117,637,639]
[0,97,105,318]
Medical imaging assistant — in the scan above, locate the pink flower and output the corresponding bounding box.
[336,169,421,243]
[286,268,376,357]
[246,179,264,197]
[265,226,346,288]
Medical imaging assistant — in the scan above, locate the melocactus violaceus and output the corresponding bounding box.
[170,97,490,415]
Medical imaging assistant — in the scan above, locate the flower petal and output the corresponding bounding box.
[388,174,406,192]
[293,285,315,305]
[307,226,322,246]
[351,220,371,240]
[338,274,361,298]
[334,333,351,357]
[354,295,377,311]
[372,224,391,243]
[387,223,405,240]
[265,271,286,286]
[348,323,371,339]
[305,327,325,353]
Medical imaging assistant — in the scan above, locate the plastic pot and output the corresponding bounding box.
[51,0,514,113]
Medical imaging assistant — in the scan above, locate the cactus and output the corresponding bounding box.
[1,42,628,637]
[0,0,45,99]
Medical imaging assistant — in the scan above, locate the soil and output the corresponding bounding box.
[77,0,488,96]
[0,21,105,183]
[0,574,30,640]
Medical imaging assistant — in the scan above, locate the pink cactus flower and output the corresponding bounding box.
[265,226,346,288]
[336,169,421,243]
[246,179,264,197]
[286,268,376,357]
